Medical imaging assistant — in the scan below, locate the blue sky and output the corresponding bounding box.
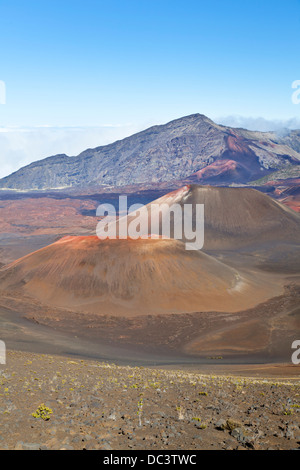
[0,0,300,176]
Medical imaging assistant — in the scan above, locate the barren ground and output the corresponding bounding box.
[0,350,299,451]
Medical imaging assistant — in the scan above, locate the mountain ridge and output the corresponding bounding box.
[0,113,300,190]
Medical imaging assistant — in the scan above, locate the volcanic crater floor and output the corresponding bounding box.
[0,350,300,451]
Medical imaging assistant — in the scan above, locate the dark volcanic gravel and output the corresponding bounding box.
[0,351,299,450]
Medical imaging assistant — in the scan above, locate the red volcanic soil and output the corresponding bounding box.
[278,185,300,213]
[0,185,299,365]
[0,197,98,235]
[0,190,171,264]
[226,133,252,154]
[186,157,251,184]
[263,179,300,213]
[279,197,300,213]
[0,236,280,317]
[264,178,300,188]
[191,160,240,180]
[192,131,263,183]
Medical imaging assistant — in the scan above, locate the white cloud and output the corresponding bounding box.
[0,124,143,178]
[216,115,300,133]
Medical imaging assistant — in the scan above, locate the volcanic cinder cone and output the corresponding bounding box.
[118,184,300,251]
[0,236,277,317]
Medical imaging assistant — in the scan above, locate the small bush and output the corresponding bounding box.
[32,404,53,421]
